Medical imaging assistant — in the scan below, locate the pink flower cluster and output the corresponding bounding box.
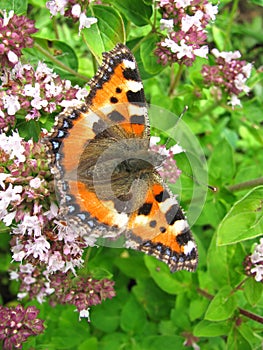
[0,132,87,273]
[0,11,38,68]
[46,0,97,35]
[1,131,116,320]
[0,61,88,131]
[0,305,44,350]
[150,136,182,183]
[201,49,252,108]
[49,273,115,315]
[155,0,218,66]
[10,265,115,319]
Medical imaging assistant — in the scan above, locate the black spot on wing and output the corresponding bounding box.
[108,111,125,122]
[149,220,157,228]
[138,202,152,216]
[130,115,145,125]
[165,204,184,225]
[155,190,170,203]
[92,119,107,134]
[122,68,140,81]
[110,97,118,104]
[176,231,191,245]
[126,90,144,105]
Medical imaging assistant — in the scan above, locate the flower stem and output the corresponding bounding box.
[227,177,263,192]
[197,287,263,324]
[195,101,220,118]
[225,0,239,50]
[168,64,183,96]
[34,42,90,82]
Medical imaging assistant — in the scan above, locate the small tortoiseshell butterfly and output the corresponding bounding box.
[46,43,198,272]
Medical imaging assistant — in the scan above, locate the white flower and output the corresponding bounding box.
[17,292,28,300]
[11,240,27,262]
[3,10,14,26]
[2,211,16,226]
[160,19,174,32]
[14,214,42,237]
[170,143,185,154]
[45,81,63,97]
[7,50,19,64]
[2,94,21,115]
[212,49,241,63]
[31,96,49,110]
[29,177,42,189]
[181,10,204,32]
[0,183,22,208]
[175,0,192,8]
[9,270,19,280]
[72,3,81,18]
[77,308,90,322]
[20,263,35,273]
[228,95,242,108]
[204,3,218,21]
[242,63,253,78]
[24,83,40,97]
[150,136,161,147]
[47,251,65,273]
[193,45,209,59]
[46,0,68,16]
[75,87,89,100]
[234,73,250,94]
[0,173,10,188]
[0,131,26,162]
[44,202,59,220]
[35,62,57,82]
[25,236,50,260]
[78,13,97,35]
[251,265,263,282]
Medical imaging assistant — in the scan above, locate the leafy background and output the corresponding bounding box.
[1,0,263,349]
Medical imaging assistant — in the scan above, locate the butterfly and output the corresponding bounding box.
[46,43,198,272]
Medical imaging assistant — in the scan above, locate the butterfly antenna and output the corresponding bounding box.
[182,170,217,192]
[163,106,189,148]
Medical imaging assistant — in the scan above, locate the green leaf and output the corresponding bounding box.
[100,333,130,350]
[205,286,237,321]
[249,0,263,6]
[212,26,227,51]
[208,139,235,182]
[207,234,230,289]
[226,324,254,350]
[140,35,164,75]
[132,278,174,320]
[120,294,147,333]
[23,38,80,82]
[189,297,209,321]
[142,335,185,350]
[78,337,98,350]
[237,322,263,350]
[0,0,28,14]
[217,186,263,245]
[91,299,120,333]
[194,320,231,337]
[108,0,153,26]
[0,252,11,272]
[243,277,263,305]
[144,255,192,295]
[85,5,125,62]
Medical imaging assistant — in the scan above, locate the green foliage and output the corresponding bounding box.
[1,0,263,349]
